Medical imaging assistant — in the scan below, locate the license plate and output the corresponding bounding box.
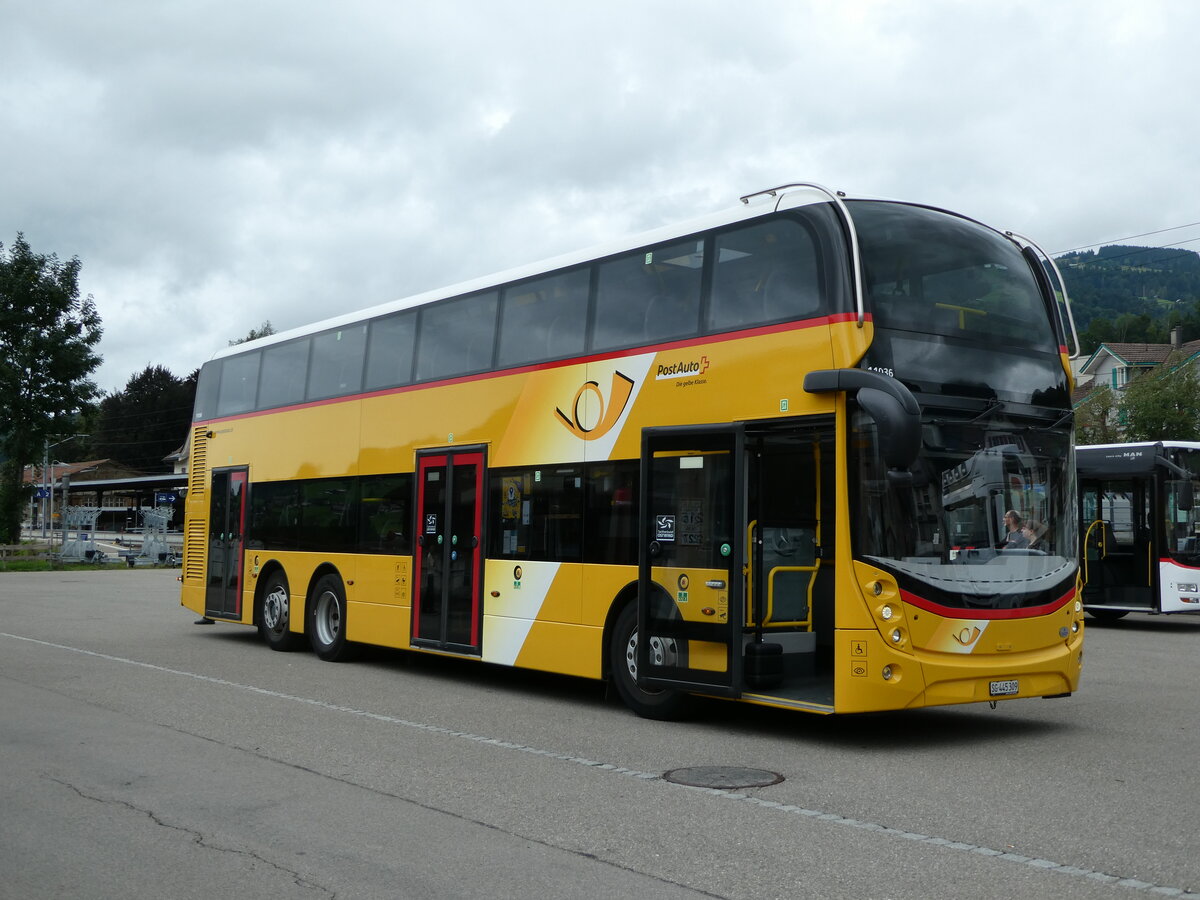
[989,679,1019,697]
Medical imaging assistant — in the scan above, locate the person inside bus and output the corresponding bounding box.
[1022,518,1047,551]
[1001,510,1029,549]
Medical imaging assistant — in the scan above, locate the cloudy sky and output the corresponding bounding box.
[4,1,1198,394]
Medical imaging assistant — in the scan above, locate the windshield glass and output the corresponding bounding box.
[851,410,1077,610]
[1164,447,1200,566]
[850,200,1069,407]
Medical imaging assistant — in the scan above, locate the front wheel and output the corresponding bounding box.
[608,602,690,720]
[309,573,352,661]
[258,569,300,651]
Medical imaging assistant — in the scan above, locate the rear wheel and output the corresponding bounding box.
[258,569,299,651]
[309,573,351,661]
[609,602,690,720]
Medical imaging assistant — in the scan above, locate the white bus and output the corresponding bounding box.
[1077,441,1200,620]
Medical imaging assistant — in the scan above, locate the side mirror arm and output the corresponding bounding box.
[804,369,923,475]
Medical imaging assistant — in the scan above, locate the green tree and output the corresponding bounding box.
[86,365,197,473]
[230,320,275,345]
[1075,384,1122,444]
[0,234,102,542]
[1118,353,1200,442]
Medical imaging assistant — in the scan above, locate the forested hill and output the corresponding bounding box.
[1054,244,1200,353]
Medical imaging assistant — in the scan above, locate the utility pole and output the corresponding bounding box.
[42,434,88,544]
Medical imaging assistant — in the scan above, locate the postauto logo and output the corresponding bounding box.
[555,371,635,441]
[655,355,709,380]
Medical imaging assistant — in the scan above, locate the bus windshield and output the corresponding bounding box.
[1164,447,1200,567]
[852,411,1077,611]
[850,200,1069,408]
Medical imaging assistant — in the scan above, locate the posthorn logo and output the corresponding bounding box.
[555,370,635,441]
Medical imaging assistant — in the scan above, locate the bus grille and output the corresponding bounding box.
[189,427,208,498]
[183,427,209,583]
[184,520,206,582]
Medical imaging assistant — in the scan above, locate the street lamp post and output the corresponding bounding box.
[41,435,87,544]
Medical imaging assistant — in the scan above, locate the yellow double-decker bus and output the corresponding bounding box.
[181,183,1084,717]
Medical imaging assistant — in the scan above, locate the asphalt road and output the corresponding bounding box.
[1,570,1197,899]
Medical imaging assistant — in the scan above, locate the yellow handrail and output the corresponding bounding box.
[1081,518,1107,586]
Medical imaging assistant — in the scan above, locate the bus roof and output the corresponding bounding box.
[209,185,863,364]
[1076,441,1200,477]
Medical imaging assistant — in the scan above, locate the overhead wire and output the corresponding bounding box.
[1053,221,1200,256]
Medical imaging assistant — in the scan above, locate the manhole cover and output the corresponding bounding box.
[662,766,784,789]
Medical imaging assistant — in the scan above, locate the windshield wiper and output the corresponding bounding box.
[928,397,1006,427]
[1025,408,1074,432]
[966,398,1006,424]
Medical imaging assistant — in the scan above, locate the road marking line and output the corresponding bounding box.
[3,631,1196,897]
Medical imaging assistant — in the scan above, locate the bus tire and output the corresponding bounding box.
[309,573,351,661]
[1086,608,1129,623]
[609,602,690,720]
[258,569,300,651]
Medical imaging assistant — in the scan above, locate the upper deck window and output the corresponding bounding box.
[852,201,1068,406]
[709,219,825,332]
[497,268,589,368]
[216,351,261,417]
[258,338,310,409]
[415,290,498,382]
[852,201,1055,352]
[307,325,366,400]
[364,310,417,391]
[593,239,704,352]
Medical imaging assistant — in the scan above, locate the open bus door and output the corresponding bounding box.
[637,426,744,698]
[1081,477,1155,617]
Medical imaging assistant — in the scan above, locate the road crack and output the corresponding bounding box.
[46,775,336,899]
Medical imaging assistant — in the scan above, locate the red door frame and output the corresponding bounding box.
[413,450,485,648]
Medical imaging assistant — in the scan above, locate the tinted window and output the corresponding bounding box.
[852,200,1055,351]
[359,474,413,554]
[258,338,310,410]
[216,351,261,417]
[593,240,704,351]
[298,478,357,552]
[193,362,221,421]
[416,291,498,382]
[497,269,590,368]
[249,480,301,550]
[364,310,417,390]
[307,325,366,400]
[709,219,825,332]
[583,461,638,564]
[489,466,584,562]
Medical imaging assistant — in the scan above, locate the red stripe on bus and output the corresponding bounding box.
[1160,557,1200,571]
[898,586,1075,620]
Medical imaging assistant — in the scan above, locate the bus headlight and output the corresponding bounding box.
[881,605,894,621]
[891,628,903,644]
